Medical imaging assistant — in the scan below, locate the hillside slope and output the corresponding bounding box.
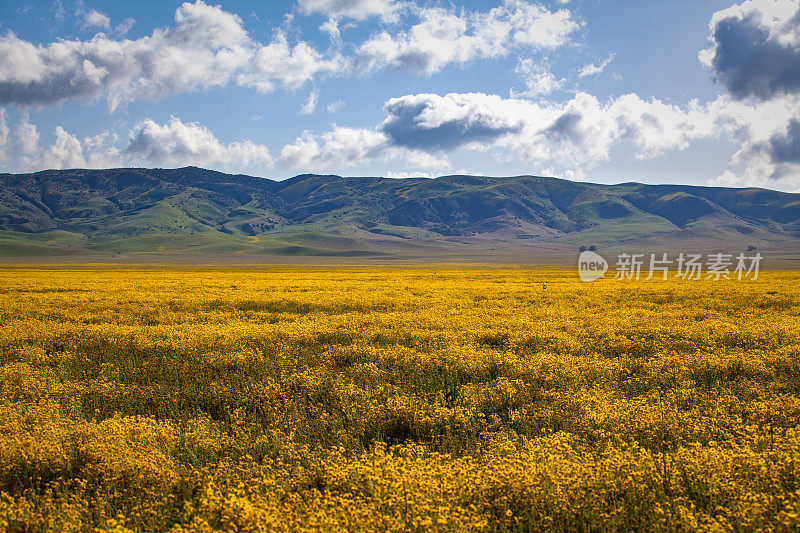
[1,167,799,259]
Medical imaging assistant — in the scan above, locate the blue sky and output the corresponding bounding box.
[1,0,799,190]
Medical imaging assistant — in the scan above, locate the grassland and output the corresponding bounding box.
[0,266,798,532]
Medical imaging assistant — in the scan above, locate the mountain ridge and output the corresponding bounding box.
[1,166,800,260]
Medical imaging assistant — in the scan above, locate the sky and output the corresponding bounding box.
[0,0,799,190]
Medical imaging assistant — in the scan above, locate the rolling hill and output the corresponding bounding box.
[1,166,800,262]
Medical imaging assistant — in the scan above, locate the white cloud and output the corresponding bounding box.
[115,18,136,36]
[15,115,39,156]
[297,0,400,21]
[386,170,438,179]
[12,116,122,171]
[707,94,800,189]
[326,99,345,113]
[272,89,722,176]
[0,1,579,112]
[299,88,320,114]
[401,150,450,170]
[125,116,273,170]
[378,91,720,172]
[277,125,448,171]
[695,1,800,188]
[240,33,341,93]
[16,124,85,171]
[381,92,527,151]
[0,1,337,109]
[504,0,580,48]
[700,0,800,100]
[351,0,580,75]
[375,89,800,189]
[6,115,272,173]
[319,18,341,42]
[610,93,717,159]
[279,127,389,169]
[82,9,110,30]
[42,127,89,169]
[5,90,797,188]
[4,114,449,174]
[511,59,563,97]
[578,53,615,78]
[270,86,783,188]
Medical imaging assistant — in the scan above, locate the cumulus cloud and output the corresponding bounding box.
[42,127,91,169]
[13,119,120,172]
[352,0,580,75]
[768,117,800,163]
[4,115,271,173]
[707,94,800,188]
[700,0,800,101]
[610,94,718,159]
[0,1,337,109]
[239,34,340,93]
[0,1,578,110]
[376,91,720,172]
[125,116,272,169]
[277,125,448,171]
[3,113,447,175]
[82,9,110,30]
[273,89,722,176]
[381,93,525,151]
[297,0,399,21]
[578,53,615,78]
[695,1,800,188]
[279,126,389,169]
[375,89,800,188]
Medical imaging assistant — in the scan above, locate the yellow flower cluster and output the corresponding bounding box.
[0,266,798,531]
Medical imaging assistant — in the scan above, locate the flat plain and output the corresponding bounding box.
[0,266,798,532]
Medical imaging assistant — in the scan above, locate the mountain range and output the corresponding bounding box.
[1,167,800,262]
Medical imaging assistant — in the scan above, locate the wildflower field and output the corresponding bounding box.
[0,266,798,532]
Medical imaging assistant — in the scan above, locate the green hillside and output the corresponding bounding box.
[1,167,799,260]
